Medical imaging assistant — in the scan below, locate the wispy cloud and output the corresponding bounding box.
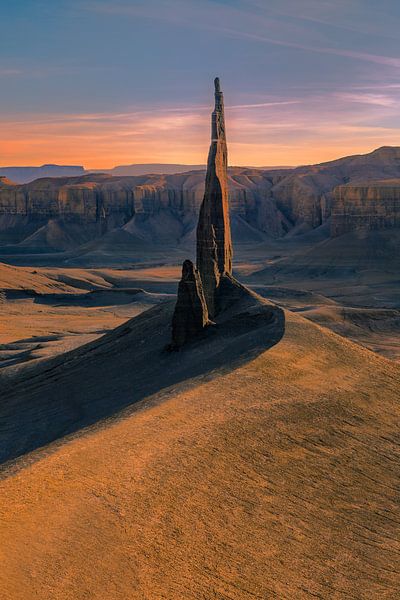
[3,1,400,167]
[230,100,300,110]
[251,0,400,40]
[0,69,23,76]
[218,27,400,68]
[84,0,400,69]
[2,88,400,168]
[335,93,397,107]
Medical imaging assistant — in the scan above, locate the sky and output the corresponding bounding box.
[1,0,400,168]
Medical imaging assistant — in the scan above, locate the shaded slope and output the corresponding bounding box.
[0,282,284,464]
[251,286,400,361]
[16,220,101,252]
[0,292,399,599]
[251,228,400,282]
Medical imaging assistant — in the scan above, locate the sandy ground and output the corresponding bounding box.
[0,264,173,367]
[251,286,400,361]
[0,286,399,599]
[2,259,399,368]
[0,297,157,365]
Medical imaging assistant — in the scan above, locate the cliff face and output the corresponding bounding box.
[332,179,400,236]
[0,176,134,223]
[272,146,400,231]
[0,170,289,247]
[1,146,400,249]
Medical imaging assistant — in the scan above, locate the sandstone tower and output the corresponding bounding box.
[171,78,233,348]
[196,77,233,318]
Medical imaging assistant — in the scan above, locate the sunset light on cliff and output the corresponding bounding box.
[1,2,400,599]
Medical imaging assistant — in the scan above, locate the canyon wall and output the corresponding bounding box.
[0,170,290,246]
[332,180,400,236]
[1,146,400,250]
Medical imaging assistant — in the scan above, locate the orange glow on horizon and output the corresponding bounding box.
[1,105,400,169]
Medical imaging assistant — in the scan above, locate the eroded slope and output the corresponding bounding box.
[0,289,399,599]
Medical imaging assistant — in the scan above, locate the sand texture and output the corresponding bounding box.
[0,284,399,599]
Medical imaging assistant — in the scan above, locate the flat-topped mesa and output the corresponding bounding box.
[196,77,233,317]
[170,260,210,349]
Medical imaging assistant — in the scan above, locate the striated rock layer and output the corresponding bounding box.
[2,147,400,249]
[0,170,288,247]
[332,179,400,236]
[196,78,233,317]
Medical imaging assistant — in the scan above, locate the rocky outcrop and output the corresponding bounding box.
[171,78,235,348]
[332,179,400,236]
[170,260,210,348]
[196,78,233,317]
[271,146,400,232]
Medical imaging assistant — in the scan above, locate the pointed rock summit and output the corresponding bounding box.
[196,77,233,317]
[171,78,233,347]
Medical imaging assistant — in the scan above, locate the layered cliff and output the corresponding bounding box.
[271,146,400,231]
[332,179,400,236]
[0,175,134,223]
[1,146,400,251]
[0,170,289,249]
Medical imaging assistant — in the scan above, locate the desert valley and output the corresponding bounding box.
[1,1,400,597]
[0,75,399,599]
[0,143,399,366]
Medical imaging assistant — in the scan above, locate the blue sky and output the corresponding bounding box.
[1,0,400,167]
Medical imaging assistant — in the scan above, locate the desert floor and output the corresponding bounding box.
[0,239,399,599]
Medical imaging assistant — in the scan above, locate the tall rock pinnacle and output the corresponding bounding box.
[170,78,233,348]
[196,77,233,317]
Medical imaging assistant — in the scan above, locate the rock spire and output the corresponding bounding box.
[196,77,233,317]
[170,78,233,348]
[170,260,210,349]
